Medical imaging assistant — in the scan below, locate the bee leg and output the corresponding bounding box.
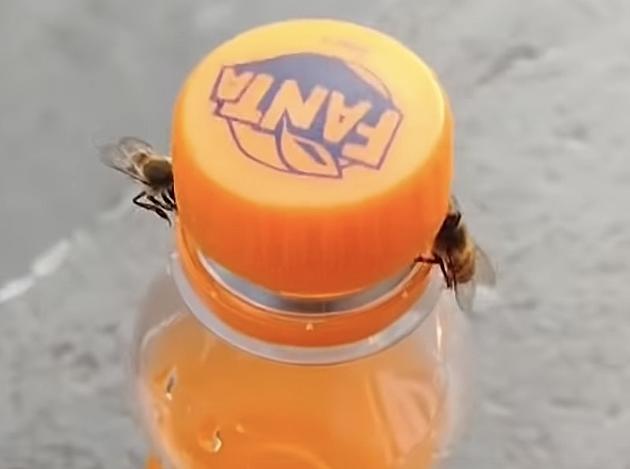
[415,255,452,288]
[161,190,176,211]
[442,259,454,289]
[153,206,172,226]
[132,191,147,207]
[147,195,172,211]
[135,199,171,225]
[147,204,171,225]
[133,192,172,226]
[415,255,440,265]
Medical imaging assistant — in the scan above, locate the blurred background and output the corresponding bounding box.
[1,0,630,467]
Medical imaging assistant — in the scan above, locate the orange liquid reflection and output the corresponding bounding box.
[140,313,446,469]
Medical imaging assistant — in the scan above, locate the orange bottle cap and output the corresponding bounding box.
[172,19,453,297]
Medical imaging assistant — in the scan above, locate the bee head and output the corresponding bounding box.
[441,211,462,233]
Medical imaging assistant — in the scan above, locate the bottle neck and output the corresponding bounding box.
[173,225,443,364]
[199,254,416,314]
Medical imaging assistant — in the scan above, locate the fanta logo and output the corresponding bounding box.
[210,53,403,178]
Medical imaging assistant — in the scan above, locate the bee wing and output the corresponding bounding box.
[454,279,476,315]
[454,246,496,314]
[119,136,172,164]
[117,136,154,155]
[474,244,497,287]
[97,140,148,184]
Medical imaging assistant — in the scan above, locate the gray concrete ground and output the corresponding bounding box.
[1,0,630,467]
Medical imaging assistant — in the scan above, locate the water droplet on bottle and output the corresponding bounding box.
[210,290,219,299]
[235,423,245,434]
[211,431,223,453]
[401,290,409,299]
[164,368,177,401]
[305,322,314,331]
[199,429,223,453]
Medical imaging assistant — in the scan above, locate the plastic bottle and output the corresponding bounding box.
[128,19,468,469]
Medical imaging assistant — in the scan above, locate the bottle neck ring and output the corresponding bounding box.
[173,224,443,364]
[198,253,417,315]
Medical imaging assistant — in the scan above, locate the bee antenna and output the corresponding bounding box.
[453,211,462,226]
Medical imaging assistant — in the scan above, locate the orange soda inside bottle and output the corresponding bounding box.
[130,19,457,469]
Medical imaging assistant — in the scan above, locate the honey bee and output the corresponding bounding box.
[415,196,496,313]
[98,136,176,225]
